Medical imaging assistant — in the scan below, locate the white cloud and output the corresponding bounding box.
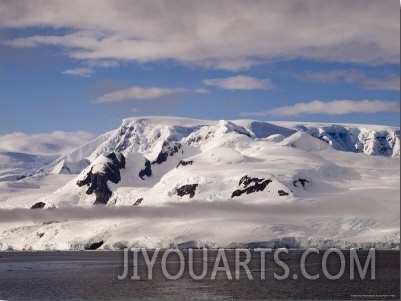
[86,60,120,69]
[241,100,400,117]
[96,86,187,103]
[62,60,120,77]
[1,1,399,69]
[360,77,400,91]
[296,70,400,91]
[96,85,211,103]
[204,75,273,90]
[194,88,210,94]
[62,67,93,77]
[0,131,95,154]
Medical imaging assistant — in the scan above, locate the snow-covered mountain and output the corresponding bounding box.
[0,117,399,250]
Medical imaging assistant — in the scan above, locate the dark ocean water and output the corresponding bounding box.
[0,250,399,301]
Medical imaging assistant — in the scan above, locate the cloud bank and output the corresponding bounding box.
[1,0,399,71]
[0,131,95,154]
[96,86,188,103]
[62,67,93,77]
[296,70,400,91]
[0,197,394,224]
[204,75,273,90]
[241,100,401,117]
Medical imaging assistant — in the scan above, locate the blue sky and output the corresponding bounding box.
[0,0,399,135]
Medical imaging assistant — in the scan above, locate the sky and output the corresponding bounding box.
[0,0,399,135]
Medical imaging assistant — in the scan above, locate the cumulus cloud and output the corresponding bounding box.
[296,70,400,91]
[241,100,400,117]
[62,67,93,77]
[96,86,187,103]
[62,60,119,77]
[1,0,399,70]
[96,84,212,103]
[204,75,273,90]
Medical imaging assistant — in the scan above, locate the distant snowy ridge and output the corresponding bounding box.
[0,131,95,182]
[272,122,400,158]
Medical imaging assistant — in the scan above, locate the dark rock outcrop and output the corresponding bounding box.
[293,178,310,189]
[231,175,272,198]
[77,152,125,205]
[139,160,152,180]
[177,240,199,249]
[177,184,198,198]
[31,202,46,209]
[234,129,251,137]
[187,130,214,145]
[42,220,59,225]
[278,190,289,196]
[134,198,143,206]
[176,160,193,168]
[139,141,183,180]
[155,141,182,164]
[85,241,104,250]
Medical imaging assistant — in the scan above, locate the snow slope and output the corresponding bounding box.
[0,117,399,250]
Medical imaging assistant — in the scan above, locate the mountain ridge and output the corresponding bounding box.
[43,117,401,176]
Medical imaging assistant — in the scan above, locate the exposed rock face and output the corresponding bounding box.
[139,141,182,179]
[139,160,152,180]
[77,152,126,205]
[177,240,198,249]
[293,178,310,189]
[177,184,198,198]
[176,160,193,168]
[31,202,46,209]
[231,175,272,198]
[155,141,182,164]
[134,198,143,206]
[85,241,104,250]
[186,129,214,145]
[278,190,289,196]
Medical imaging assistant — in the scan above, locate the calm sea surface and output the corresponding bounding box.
[0,250,399,300]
